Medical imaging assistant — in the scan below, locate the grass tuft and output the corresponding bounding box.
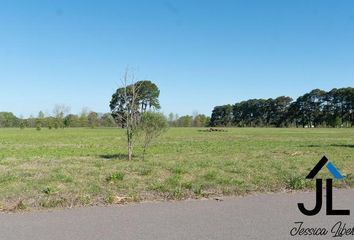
[106,172,125,182]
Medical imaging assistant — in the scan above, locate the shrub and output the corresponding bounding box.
[106,172,125,182]
[286,174,307,190]
[139,112,168,160]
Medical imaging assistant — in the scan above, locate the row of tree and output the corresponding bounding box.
[0,111,116,129]
[167,113,211,127]
[210,87,354,128]
[0,111,210,129]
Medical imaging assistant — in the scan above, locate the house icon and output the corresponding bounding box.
[306,156,344,180]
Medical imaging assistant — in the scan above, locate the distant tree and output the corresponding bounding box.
[79,108,89,127]
[177,115,193,127]
[53,105,70,128]
[210,105,233,127]
[19,120,25,129]
[168,112,175,127]
[88,112,99,128]
[64,114,80,127]
[329,87,354,127]
[101,113,116,127]
[38,111,45,119]
[292,89,326,127]
[272,96,293,127]
[210,87,353,128]
[53,105,70,119]
[193,114,209,127]
[46,117,56,129]
[0,112,18,127]
[135,80,161,112]
[35,111,45,130]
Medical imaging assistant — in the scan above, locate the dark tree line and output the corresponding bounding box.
[210,87,354,128]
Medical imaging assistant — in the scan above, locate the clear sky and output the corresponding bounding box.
[1,0,354,117]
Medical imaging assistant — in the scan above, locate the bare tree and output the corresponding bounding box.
[53,104,70,119]
[110,69,162,160]
[52,104,71,128]
[124,72,141,160]
[110,69,141,160]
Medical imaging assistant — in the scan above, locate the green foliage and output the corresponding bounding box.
[167,114,210,127]
[334,116,342,128]
[19,121,25,129]
[87,112,99,128]
[105,193,115,204]
[106,172,125,182]
[110,80,161,127]
[139,111,168,159]
[210,105,233,127]
[0,112,19,127]
[138,166,153,176]
[110,79,162,160]
[135,80,161,111]
[15,200,27,210]
[286,174,308,190]
[1,110,117,129]
[101,113,116,127]
[42,187,53,195]
[210,87,354,128]
[176,115,193,127]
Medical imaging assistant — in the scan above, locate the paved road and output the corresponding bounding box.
[1,190,354,240]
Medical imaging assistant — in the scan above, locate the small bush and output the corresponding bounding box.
[192,184,203,195]
[170,165,186,175]
[203,170,218,181]
[286,174,307,190]
[344,173,354,187]
[39,197,67,208]
[14,200,26,210]
[42,187,52,195]
[106,172,125,182]
[139,167,152,176]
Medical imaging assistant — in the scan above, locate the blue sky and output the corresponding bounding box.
[1,0,354,117]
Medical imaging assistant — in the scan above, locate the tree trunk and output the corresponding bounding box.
[127,129,133,160]
[142,146,146,161]
[128,143,133,161]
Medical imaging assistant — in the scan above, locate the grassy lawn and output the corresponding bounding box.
[0,127,353,210]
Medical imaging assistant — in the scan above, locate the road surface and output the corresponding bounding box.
[0,189,353,239]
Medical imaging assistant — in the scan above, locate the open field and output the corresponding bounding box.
[0,127,353,211]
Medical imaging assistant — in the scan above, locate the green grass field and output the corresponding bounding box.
[0,127,353,210]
